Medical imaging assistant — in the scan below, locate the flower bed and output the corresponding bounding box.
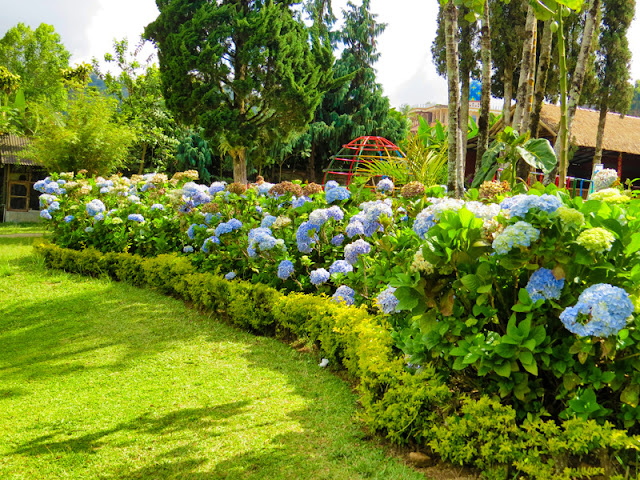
[35,170,640,477]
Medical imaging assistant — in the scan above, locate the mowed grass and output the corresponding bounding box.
[0,238,427,480]
[0,222,46,236]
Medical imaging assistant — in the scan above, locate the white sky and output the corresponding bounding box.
[1,0,639,108]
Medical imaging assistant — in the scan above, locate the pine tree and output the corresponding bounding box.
[593,0,634,167]
[145,0,334,184]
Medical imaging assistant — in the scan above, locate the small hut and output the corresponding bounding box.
[469,104,640,184]
[0,134,45,222]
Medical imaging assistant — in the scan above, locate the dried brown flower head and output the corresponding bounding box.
[269,181,303,197]
[400,181,426,198]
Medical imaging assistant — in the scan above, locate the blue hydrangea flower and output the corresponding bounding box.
[94,213,104,221]
[560,284,633,337]
[128,195,141,203]
[376,178,394,193]
[33,180,47,193]
[192,190,211,206]
[292,196,312,208]
[329,259,353,275]
[39,194,57,207]
[48,201,60,211]
[85,227,94,233]
[100,187,112,194]
[344,239,371,265]
[225,271,237,280]
[151,203,165,211]
[332,285,355,305]
[492,221,540,255]
[44,182,62,195]
[346,219,365,238]
[310,268,330,286]
[277,260,294,280]
[128,214,145,223]
[202,235,220,253]
[325,180,339,191]
[64,215,74,223]
[526,268,564,302]
[255,205,263,214]
[214,222,234,237]
[375,286,399,314]
[325,186,350,204]
[178,197,196,214]
[309,209,329,226]
[187,223,207,239]
[261,215,278,228]
[331,234,345,246]
[40,209,52,220]
[228,218,243,230]
[500,194,562,218]
[327,205,344,221]
[182,182,203,197]
[86,199,106,217]
[296,221,320,253]
[208,182,227,195]
[183,245,194,253]
[258,183,275,195]
[248,227,284,255]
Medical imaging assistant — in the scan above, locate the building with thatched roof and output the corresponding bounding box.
[0,134,45,222]
[476,104,640,183]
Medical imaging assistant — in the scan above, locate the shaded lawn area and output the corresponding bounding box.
[0,223,46,236]
[0,238,427,480]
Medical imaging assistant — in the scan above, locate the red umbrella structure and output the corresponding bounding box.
[322,136,406,187]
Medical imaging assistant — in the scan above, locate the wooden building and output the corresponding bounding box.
[0,134,45,222]
[474,104,640,183]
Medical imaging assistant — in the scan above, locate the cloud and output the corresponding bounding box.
[0,0,102,59]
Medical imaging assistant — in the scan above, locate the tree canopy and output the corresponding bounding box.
[145,0,335,184]
[0,23,70,110]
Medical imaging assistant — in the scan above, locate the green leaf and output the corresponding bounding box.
[463,352,480,364]
[494,361,512,378]
[519,351,534,365]
[621,385,640,408]
[516,138,558,174]
[460,274,480,292]
[495,343,517,358]
[395,286,419,311]
[522,360,538,376]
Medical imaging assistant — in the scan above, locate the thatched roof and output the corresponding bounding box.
[538,104,640,156]
[0,134,38,166]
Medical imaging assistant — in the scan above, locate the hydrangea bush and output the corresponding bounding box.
[36,171,640,435]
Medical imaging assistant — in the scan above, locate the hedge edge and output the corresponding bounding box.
[34,243,640,479]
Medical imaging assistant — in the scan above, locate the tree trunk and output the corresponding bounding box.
[556,6,570,187]
[460,70,470,188]
[521,20,538,134]
[530,20,553,138]
[444,1,462,197]
[512,3,537,134]
[547,0,599,185]
[593,96,608,167]
[138,143,147,175]
[233,148,248,185]
[503,61,514,127]
[308,142,317,183]
[564,0,600,146]
[476,0,491,174]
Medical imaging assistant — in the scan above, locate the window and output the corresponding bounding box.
[6,165,46,212]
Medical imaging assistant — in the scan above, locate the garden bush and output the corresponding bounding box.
[33,169,640,478]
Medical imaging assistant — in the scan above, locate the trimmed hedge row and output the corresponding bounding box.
[35,243,640,479]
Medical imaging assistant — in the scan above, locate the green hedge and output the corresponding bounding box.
[35,243,640,479]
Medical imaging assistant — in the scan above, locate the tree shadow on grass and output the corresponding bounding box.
[11,402,250,457]
[0,284,224,382]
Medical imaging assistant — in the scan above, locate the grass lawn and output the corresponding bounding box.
[0,222,47,236]
[0,237,427,480]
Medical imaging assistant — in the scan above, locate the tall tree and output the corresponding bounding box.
[475,0,491,171]
[512,3,538,134]
[0,23,70,110]
[28,88,135,175]
[95,38,180,173]
[298,0,406,181]
[145,0,334,184]
[490,0,527,126]
[592,0,634,167]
